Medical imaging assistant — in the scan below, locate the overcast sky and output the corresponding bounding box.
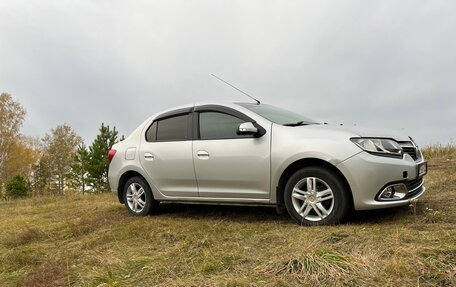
[1,0,455,146]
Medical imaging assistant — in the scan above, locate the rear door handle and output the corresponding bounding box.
[144,152,154,161]
[197,150,210,159]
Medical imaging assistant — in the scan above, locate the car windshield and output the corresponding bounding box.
[238,103,318,126]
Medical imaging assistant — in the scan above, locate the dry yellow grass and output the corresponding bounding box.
[422,143,456,160]
[0,146,455,286]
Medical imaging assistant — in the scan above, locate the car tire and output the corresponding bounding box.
[123,176,159,216]
[284,166,350,225]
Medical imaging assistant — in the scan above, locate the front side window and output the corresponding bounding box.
[155,114,189,141]
[199,112,247,140]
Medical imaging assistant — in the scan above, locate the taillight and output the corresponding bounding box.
[108,149,117,163]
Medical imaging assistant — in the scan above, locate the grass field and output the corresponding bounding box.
[0,147,455,286]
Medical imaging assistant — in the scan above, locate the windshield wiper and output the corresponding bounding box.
[283,121,309,127]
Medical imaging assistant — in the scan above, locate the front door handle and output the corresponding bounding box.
[197,150,210,159]
[144,152,154,161]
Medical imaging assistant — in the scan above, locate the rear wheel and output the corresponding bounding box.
[284,166,349,225]
[123,176,159,216]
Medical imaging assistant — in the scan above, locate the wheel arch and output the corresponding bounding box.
[275,158,354,212]
[117,170,147,203]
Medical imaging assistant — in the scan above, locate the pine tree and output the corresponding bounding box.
[69,143,89,194]
[87,123,118,192]
[5,175,29,199]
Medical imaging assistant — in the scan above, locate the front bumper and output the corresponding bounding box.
[337,151,426,210]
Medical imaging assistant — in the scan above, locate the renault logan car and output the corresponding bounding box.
[108,102,427,225]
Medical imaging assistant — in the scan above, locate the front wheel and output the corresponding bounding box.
[123,176,159,216]
[284,167,350,225]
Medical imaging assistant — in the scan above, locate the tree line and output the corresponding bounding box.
[0,93,119,199]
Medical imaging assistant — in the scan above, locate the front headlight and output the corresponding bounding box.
[351,138,402,157]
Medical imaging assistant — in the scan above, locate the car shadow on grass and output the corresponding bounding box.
[152,202,413,225]
[155,203,290,223]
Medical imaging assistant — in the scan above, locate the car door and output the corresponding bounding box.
[139,109,198,197]
[192,106,271,199]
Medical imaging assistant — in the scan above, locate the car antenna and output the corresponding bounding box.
[211,74,261,105]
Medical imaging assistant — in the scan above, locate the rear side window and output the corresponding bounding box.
[156,114,189,141]
[199,112,246,140]
[145,121,157,142]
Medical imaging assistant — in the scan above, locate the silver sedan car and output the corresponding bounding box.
[108,102,427,225]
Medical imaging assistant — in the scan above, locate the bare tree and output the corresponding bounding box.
[42,124,82,195]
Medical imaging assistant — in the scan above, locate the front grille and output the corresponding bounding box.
[408,177,423,191]
[402,147,418,160]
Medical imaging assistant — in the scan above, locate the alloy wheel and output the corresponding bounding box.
[126,183,147,213]
[291,176,335,222]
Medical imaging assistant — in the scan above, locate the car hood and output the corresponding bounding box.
[307,124,412,142]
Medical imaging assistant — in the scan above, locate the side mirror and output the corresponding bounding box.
[237,122,258,135]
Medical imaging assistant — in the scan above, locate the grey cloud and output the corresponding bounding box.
[0,0,455,146]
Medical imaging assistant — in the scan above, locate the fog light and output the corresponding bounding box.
[378,183,408,201]
[382,187,395,198]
